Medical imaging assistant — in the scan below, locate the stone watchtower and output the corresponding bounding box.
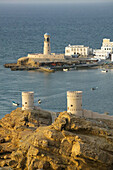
[67,91,83,116]
[43,33,51,55]
[22,91,34,110]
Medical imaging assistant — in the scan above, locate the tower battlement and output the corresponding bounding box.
[22,91,34,110]
[67,91,83,116]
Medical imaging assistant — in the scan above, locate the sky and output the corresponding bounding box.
[0,0,113,4]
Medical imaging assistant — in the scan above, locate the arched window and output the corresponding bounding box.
[47,38,49,42]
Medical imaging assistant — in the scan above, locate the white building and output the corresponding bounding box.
[93,38,113,60]
[102,38,113,52]
[65,44,91,57]
[93,49,109,60]
[111,54,113,62]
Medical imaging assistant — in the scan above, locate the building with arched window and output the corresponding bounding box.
[93,39,113,60]
[65,44,92,57]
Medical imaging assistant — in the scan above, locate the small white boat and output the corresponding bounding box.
[91,87,98,91]
[38,99,42,104]
[12,101,19,106]
[101,69,108,73]
[63,68,68,72]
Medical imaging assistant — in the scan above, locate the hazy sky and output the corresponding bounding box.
[0,0,113,4]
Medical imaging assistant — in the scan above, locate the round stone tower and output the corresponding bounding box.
[67,91,83,116]
[22,91,34,110]
[43,33,51,55]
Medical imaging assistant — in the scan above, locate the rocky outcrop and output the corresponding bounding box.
[0,107,52,168]
[0,109,113,170]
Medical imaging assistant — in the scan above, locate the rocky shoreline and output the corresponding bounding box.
[4,58,113,72]
[0,107,113,170]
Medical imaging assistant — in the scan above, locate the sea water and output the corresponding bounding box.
[0,2,113,119]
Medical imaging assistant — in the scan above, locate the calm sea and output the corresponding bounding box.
[0,3,113,119]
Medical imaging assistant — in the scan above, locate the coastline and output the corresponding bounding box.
[4,59,113,72]
[4,53,113,72]
[0,107,113,169]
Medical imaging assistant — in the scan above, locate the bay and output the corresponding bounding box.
[0,2,113,118]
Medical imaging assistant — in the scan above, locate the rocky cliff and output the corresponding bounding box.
[0,108,113,170]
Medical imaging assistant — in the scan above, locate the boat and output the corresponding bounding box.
[12,101,19,106]
[91,87,98,91]
[40,67,55,73]
[101,69,108,73]
[38,99,42,104]
[63,68,68,72]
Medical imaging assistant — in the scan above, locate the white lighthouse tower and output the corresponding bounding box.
[22,91,34,110]
[67,91,83,116]
[43,33,51,55]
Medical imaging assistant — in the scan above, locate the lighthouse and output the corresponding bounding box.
[43,33,51,55]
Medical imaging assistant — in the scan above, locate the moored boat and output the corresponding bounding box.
[12,101,19,106]
[40,67,55,73]
[38,99,42,104]
[91,87,98,91]
[101,69,108,73]
[63,68,68,72]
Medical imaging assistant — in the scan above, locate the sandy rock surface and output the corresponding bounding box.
[0,109,113,170]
